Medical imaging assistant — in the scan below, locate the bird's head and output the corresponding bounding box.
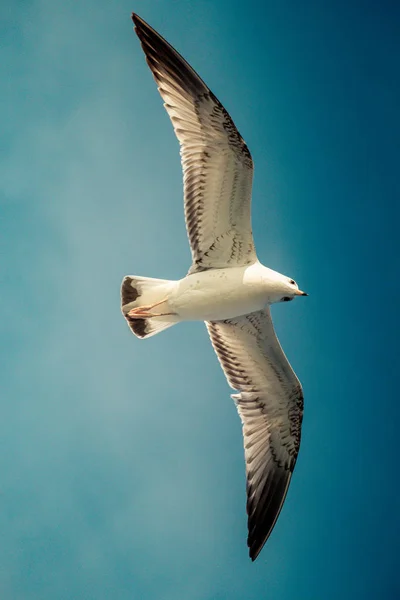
[276,277,308,303]
[262,268,308,304]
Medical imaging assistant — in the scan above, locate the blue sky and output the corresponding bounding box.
[1,0,399,598]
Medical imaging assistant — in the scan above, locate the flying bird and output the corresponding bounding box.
[121,12,307,561]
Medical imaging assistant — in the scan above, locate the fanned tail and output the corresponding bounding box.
[121,275,180,339]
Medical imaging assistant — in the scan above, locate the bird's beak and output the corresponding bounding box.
[296,290,308,296]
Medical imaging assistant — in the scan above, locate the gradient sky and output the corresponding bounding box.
[1,1,399,598]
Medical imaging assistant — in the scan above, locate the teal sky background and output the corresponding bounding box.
[1,0,399,598]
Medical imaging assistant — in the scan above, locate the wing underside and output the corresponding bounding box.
[206,310,303,560]
[132,13,257,273]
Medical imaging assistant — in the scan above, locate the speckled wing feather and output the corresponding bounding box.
[132,13,257,273]
[206,310,303,560]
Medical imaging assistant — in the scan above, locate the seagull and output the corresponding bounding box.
[121,12,307,561]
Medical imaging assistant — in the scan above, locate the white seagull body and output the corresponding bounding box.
[121,13,307,561]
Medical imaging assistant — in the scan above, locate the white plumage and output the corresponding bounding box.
[120,13,308,561]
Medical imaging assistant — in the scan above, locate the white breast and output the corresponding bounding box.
[169,263,269,321]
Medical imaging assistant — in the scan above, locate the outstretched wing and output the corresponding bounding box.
[206,309,303,560]
[132,13,257,273]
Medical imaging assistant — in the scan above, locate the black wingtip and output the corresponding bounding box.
[249,543,264,562]
[131,12,145,31]
[131,12,150,29]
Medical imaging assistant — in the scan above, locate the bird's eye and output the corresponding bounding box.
[289,279,296,286]
[282,296,293,302]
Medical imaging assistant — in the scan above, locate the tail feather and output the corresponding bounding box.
[121,275,170,307]
[121,278,139,305]
[121,275,179,339]
[125,313,177,339]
